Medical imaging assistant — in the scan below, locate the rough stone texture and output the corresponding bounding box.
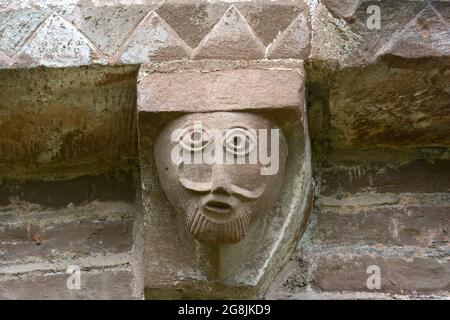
[117,11,191,64]
[138,60,312,299]
[0,0,311,68]
[58,4,153,59]
[307,1,450,165]
[267,11,310,59]
[0,0,449,300]
[330,59,449,155]
[266,160,450,299]
[0,268,134,300]
[307,56,450,165]
[315,0,450,65]
[0,66,138,180]
[0,170,135,207]
[0,168,140,299]
[320,160,450,196]
[13,13,102,68]
[0,203,135,263]
[138,65,305,113]
[314,205,450,248]
[153,112,288,244]
[0,199,139,299]
[192,5,265,60]
[313,160,450,249]
[310,256,449,295]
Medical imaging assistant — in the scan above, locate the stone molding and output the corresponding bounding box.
[317,0,450,65]
[0,0,310,69]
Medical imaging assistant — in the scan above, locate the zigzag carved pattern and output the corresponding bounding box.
[323,0,450,61]
[0,2,310,68]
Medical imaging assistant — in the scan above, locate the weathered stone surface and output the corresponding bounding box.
[117,11,191,64]
[0,50,10,67]
[1,218,134,263]
[58,4,152,58]
[311,256,450,295]
[317,1,450,65]
[154,112,288,244]
[193,6,265,60]
[265,250,450,298]
[156,0,229,49]
[0,170,135,207]
[13,13,103,68]
[307,58,450,164]
[0,200,136,262]
[0,6,49,58]
[138,66,304,113]
[0,0,449,301]
[322,0,362,20]
[138,61,312,298]
[0,0,10,10]
[267,12,310,59]
[320,160,450,195]
[330,60,450,152]
[380,5,450,59]
[0,269,133,299]
[0,0,310,68]
[313,206,450,248]
[236,0,308,47]
[0,66,138,180]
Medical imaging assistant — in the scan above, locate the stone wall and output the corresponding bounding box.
[0,0,449,299]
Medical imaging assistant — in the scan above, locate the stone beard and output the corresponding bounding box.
[184,199,253,244]
[154,112,288,244]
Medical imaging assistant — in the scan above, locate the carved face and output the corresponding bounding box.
[154,112,287,244]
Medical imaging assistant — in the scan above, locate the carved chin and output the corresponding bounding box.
[186,205,252,244]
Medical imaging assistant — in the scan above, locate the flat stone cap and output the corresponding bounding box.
[137,66,304,113]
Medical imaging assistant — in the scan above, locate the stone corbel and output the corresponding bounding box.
[137,60,313,299]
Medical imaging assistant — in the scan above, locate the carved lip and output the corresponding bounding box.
[203,199,233,215]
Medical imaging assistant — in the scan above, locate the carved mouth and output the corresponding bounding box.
[204,200,232,215]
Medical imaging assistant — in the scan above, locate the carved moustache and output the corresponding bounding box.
[178,176,265,201]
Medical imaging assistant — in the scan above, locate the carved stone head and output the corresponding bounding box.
[140,64,311,298]
[154,112,288,244]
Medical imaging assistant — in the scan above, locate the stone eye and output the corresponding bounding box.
[178,124,212,151]
[223,128,257,156]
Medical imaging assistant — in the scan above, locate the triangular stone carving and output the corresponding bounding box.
[380,5,450,58]
[14,13,101,68]
[0,50,11,68]
[323,0,362,20]
[157,2,229,49]
[193,5,265,60]
[355,1,428,63]
[59,5,150,58]
[267,12,310,59]
[236,2,305,47]
[117,11,191,64]
[432,2,450,25]
[0,7,49,57]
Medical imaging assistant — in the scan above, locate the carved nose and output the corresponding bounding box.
[211,165,230,195]
[211,184,230,195]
